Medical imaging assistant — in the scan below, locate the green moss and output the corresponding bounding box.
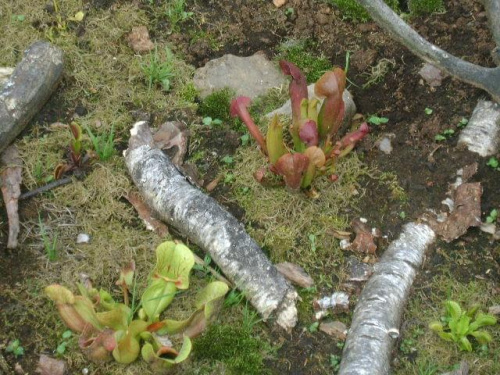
[276,39,332,82]
[198,88,235,122]
[194,324,272,375]
[408,0,445,16]
[328,0,400,22]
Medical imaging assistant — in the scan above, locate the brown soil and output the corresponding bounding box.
[1,0,499,374]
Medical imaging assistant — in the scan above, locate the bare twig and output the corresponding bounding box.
[355,0,500,102]
[19,176,72,201]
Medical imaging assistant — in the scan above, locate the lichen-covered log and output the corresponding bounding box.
[0,41,63,154]
[339,223,435,375]
[124,121,298,330]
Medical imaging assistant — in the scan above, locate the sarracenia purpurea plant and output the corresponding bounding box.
[230,60,369,191]
[45,241,228,370]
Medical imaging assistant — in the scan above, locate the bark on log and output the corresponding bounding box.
[339,223,435,375]
[124,121,298,330]
[0,41,64,154]
[458,100,500,156]
[355,0,500,103]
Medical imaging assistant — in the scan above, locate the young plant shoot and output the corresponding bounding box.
[230,60,369,191]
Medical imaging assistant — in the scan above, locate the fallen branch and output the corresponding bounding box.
[19,176,73,201]
[0,41,64,154]
[124,121,298,330]
[355,0,500,103]
[339,223,435,375]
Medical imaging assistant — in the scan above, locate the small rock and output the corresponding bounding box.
[273,0,286,7]
[76,233,91,244]
[347,256,373,282]
[193,53,288,99]
[127,26,154,54]
[319,320,347,340]
[36,355,67,375]
[377,136,393,154]
[488,305,500,315]
[418,63,446,87]
[275,262,315,288]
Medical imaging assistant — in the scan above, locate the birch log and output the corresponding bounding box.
[339,223,435,375]
[124,121,298,330]
[0,41,63,154]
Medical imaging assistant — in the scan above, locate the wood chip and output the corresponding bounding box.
[275,262,314,288]
[125,191,169,237]
[1,145,23,249]
[319,320,347,340]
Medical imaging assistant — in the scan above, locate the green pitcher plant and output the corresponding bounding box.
[230,60,370,191]
[46,241,229,369]
[429,300,497,352]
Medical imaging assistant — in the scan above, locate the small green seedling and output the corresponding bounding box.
[457,117,468,128]
[192,254,212,277]
[308,321,319,333]
[224,288,245,307]
[486,209,498,223]
[240,134,250,146]
[399,211,407,219]
[425,107,433,115]
[224,173,235,184]
[434,129,455,142]
[285,7,295,16]
[487,157,499,170]
[367,115,389,125]
[221,155,234,165]
[429,300,497,352]
[6,339,24,358]
[38,214,57,261]
[330,354,341,372]
[164,0,193,32]
[85,125,116,161]
[56,330,73,355]
[202,117,223,127]
[308,233,317,252]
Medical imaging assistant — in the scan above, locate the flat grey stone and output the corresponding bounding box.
[193,53,287,99]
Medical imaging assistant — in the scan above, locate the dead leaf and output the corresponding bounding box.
[205,175,221,192]
[127,26,154,54]
[275,262,314,288]
[36,355,67,375]
[125,192,169,237]
[434,182,482,242]
[319,321,347,340]
[327,228,352,240]
[347,218,377,254]
[1,145,23,249]
[153,121,189,165]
